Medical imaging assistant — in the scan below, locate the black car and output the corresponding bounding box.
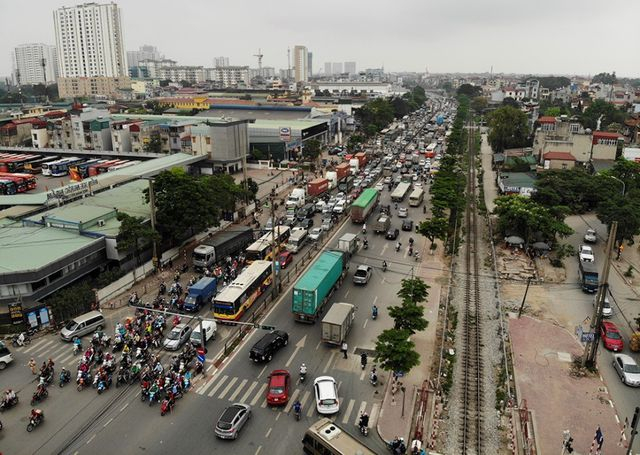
[297,218,314,229]
[402,219,414,231]
[385,228,400,240]
[249,330,289,362]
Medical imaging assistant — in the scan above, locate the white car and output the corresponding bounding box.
[333,202,346,214]
[578,245,595,262]
[314,376,340,414]
[584,229,597,243]
[309,227,323,241]
[384,176,392,184]
[612,354,640,387]
[375,182,385,191]
[398,207,408,218]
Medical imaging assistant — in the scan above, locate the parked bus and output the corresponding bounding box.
[88,159,122,177]
[0,154,40,173]
[49,157,84,177]
[245,226,291,262]
[409,188,424,207]
[284,227,308,253]
[23,155,60,174]
[0,174,30,192]
[69,159,103,178]
[0,179,17,195]
[579,260,599,293]
[302,418,376,455]
[0,173,37,191]
[108,160,141,172]
[42,157,68,176]
[212,260,273,321]
[97,160,128,174]
[391,182,412,202]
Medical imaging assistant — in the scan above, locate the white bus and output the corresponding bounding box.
[409,188,424,207]
[285,227,308,253]
[245,226,291,262]
[302,418,376,455]
[213,260,273,321]
[391,182,412,202]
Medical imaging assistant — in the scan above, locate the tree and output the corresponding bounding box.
[116,212,160,265]
[581,99,626,131]
[374,328,420,374]
[397,277,429,305]
[537,76,571,91]
[179,80,192,88]
[46,281,95,323]
[388,302,428,334]
[302,139,322,161]
[470,96,488,113]
[493,195,573,245]
[457,83,483,97]
[487,105,530,152]
[418,217,448,248]
[596,190,640,243]
[592,72,617,85]
[143,134,162,154]
[241,177,259,200]
[502,97,519,108]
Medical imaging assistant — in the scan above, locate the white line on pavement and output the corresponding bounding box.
[342,399,356,424]
[265,427,272,438]
[370,403,381,426]
[103,417,113,427]
[239,381,258,404]
[207,375,228,397]
[217,377,238,400]
[250,384,267,406]
[323,351,336,373]
[284,389,300,413]
[227,379,247,402]
[355,401,367,426]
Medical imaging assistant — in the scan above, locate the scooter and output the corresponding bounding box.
[372,307,378,320]
[363,240,369,250]
[300,371,306,383]
[359,424,369,436]
[369,372,378,387]
[0,395,19,412]
[160,398,174,416]
[30,388,48,406]
[361,354,368,370]
[97,376,111,394]
[59,370,71,388]
[26,413,44,432]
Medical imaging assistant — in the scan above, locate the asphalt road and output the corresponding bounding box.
[1,177,430,454]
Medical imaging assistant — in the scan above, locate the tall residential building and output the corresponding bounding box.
[293,45,308,83]
[127,45,163,68]
[307,52,313,78]
[324,62,332,76]
[53,2,127,78]
[214,57,230,68]
[13,43,59,85]
[344,61,356,75]
[332,62,343,75]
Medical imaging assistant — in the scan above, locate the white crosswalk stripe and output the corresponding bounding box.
[283,389,300,413]
[369,403,380,427]
[207,375,229,397]
[196,375,217,395]
[217,377,238,400]
[250,384,267,406]
[238,381,258,404]
[342,399,356,424]
[227,379,247,402]
[23,339,54,354]
[354,401,367,426]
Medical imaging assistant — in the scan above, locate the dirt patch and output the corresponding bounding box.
[495,245,536,281]
[500,283,570,328]
[534,257,566,283]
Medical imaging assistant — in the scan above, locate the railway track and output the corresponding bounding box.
[459,121,484,454]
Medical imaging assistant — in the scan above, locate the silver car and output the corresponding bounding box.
[215,403,252,439]
[612,354,640,387]
[353,265,372,285]
[163,323,192,351]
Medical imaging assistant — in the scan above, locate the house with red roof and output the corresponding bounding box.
[542,151,576,170]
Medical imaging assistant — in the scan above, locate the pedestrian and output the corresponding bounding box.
[29,358,37,375]
[616,244,624,260]
[341,341,348,359]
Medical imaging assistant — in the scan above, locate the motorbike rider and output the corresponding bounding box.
[359,411,370,429]
[382,260,388,271]
[372,305,378,318]
[60,367,70,382]
[293,400,302,416]
[363,238,369,249]
[299,363,307,376]
[30,408,44,423]
[4,389,16,404]
[395,241,402,252]
[16,332,25,346]
[360,352,368,369]
[370,370,378,385]
[362,223,367,235]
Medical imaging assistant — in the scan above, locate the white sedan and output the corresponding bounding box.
[578,244,595,262]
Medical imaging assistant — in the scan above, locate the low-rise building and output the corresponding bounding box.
[57,76,132,99]
[542,151,576,170]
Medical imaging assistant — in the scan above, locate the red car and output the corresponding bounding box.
[600,321,624,351]
[278,252,293,269]
[266,369,290,405]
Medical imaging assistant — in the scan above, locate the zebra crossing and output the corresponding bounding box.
[194,372,381,425]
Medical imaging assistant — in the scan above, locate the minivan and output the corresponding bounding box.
[190,320,217,346]
[60,310,106,341]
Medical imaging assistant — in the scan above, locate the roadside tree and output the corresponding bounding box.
[116,213,160,265]
[375,328,420,375]
[487,105,530,152]
[418,217,448,248]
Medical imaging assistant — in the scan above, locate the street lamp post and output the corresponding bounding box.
[608,175,625,196]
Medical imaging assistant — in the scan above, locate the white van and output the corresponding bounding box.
[190,320,217,346]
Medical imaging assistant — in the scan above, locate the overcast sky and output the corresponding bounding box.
[2,0,639,79]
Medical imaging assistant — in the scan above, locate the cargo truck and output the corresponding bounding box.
[286,188,306,209]
[372,214,391,234]
[335,163,350,180]
[192,226,254,270]
[292,250,349,323]
[350,188,379,223]
[183,277,217,312]
[307,178,329,198]
[337,233,359,255]
[321,302,355,345]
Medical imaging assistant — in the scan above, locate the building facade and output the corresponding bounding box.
[57,76,131,99]
[206,66,250,88]
[53,2,128,78]
[344,61,356,75]
[293,45,308,83]
[14,43,59,85]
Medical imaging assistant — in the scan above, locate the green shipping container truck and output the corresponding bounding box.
[292,250,349,323]
[350,188,379,223]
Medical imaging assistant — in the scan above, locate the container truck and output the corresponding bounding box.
[307,178,329,198]
[338,176,354,193]
[372,214,391,234]
[192,226,254,270]
[355,152,367,168]
[291,250,349,323]
[337,233,359,255]
[350,188,379,223]
[321,302,355,345]
[335,163,350,180]
[349,158,360,174]
[183,277,217,312]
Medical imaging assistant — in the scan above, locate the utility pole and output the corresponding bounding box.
[583,221,617,367]
[518,277,532,318]
[627,406,639,455]
[269,189,279,299]
[147,178,159,269]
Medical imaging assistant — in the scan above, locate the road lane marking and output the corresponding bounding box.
[207,375,228,397]
[306,402,315,417]
[323,351,336,373]
[239,381,258,404]
[217,376,238,400]
[315,341,321,350]
[103,417,113,427]
[23,339,53,354]
[360,369,366,381]
[299,390,311,410]
[370,403,381,426]
[250,383,267,406]
[120,402,129,412]
[284,389,301,413]
[342,399,356,424]
[86,434,96,444]
[363,319,368,329]
[345,290,350,298]
[265,427,272,438]
[228,379,247,401]
[355,401,367,425]
[285,335,306,367]
[257,364,267,379]
[255,446,262,455]
[373,296,379,305]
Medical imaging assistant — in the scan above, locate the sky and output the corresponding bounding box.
[1,0,639,79]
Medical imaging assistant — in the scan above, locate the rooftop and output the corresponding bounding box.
[543,151,576,161]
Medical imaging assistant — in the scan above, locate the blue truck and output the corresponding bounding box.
[184,277,217,312]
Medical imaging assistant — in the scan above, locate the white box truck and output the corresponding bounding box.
[286,188,306,209]
[321,302,355,345]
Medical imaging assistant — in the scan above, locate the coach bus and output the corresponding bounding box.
[0,154,39,173]
[0,172,37,191]
[408,188,424,207]
[23,156,59,174]
[302,418,376,455]
[391,182,412,202]
[48,157,84,177]
[212,260,273,321]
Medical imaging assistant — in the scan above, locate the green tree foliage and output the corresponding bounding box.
[493,195,573,244]
[543,106,567,117]
[374,328,420,374]
[388,302,428,334]
[397,277,430,305]
[487,105,530,152]
[418,217,448,247]
[592,72,617,85]
[457,83,483,97]
[596,191,640,243]
[241,177,259,200]
[348,134,364,150]
[116,213,160,265]
[143,134,162,154]
[502,97,519,108]
[470,96,488,113]
[354,86,426,137]
[144,100,169,115]
[537,76,571,91]
[581,99,627,131]
[46,281,95,323]
[302,139,322,161]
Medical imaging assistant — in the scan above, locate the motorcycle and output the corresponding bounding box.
[361,354,368,370]
[293,404,301,421]
[97,376,111,394]
[148,388,159,406]
[369,372,378,387]
[39,371,54,387]
[0,395,19,412]
[160,398,174,416]
[73,340,82,356]
[372,307,378,320]
[363,240,369,250]
[77,371,89,391]
[159,282,166,295]
[359,424,369,436]
[140,385,149,402]
[59,370,71,387]
[382,262,387,272]
[299,371,306,383]
[30,388,48,406]
[26,413,44,432]
[194,360,203,376]
[12,333,31,347]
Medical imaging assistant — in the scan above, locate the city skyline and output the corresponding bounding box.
[0,0,639,79]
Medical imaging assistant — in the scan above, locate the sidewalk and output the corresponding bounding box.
[480,133,498,213]
[509,316,624,455]
[377,243,445,447]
